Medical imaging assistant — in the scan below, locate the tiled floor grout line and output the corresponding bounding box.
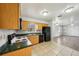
[71,50,73,56]
[70,43,76,56]
[56,46,65,56]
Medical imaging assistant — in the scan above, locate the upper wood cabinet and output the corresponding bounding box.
[21,20,48,31]
[42,24,48,27]
[0,3,19,29]
[22,21,29,30]
[37,23,43,30]
[38,23,48,30]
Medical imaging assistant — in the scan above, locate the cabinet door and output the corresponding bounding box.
[38,23,48,30]
[0,3,19,29]
[38,23,42,30]
[42,24,48,27]
[2,47,32,56]
[22,21,29,30]
[32,35,39,44]
[27,35,39,45]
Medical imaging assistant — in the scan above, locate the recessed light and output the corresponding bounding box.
[40,9,48,16]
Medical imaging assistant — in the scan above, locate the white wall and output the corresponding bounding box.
[52,25,61,37]
[64,26,79,36]
[61,15,79,36]
[0,30,15,47]
[50,14,79,37]
[22,17,48,24]
[49,18,62,39]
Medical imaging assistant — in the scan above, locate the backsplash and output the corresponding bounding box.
[0,30,16,47]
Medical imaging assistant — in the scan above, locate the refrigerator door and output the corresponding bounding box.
[42,27,51,42]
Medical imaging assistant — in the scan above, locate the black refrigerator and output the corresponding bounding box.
[42,27,51,42]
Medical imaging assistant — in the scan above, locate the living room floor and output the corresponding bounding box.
[32,36,79,56]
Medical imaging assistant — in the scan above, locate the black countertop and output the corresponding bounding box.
[0,41,31,55]
[0,33,42,55]
[15,32,42,37]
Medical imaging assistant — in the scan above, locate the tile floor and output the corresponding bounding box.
[53,36,79,51]
[32,36,79,56]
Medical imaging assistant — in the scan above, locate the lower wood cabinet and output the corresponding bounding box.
[27,35,39,45]
[1,47,32,56]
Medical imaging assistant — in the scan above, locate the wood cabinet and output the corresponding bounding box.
[38,23,48,30]
[37,23,42,30]
[42,24,48,27]
[27,35,39,45]
[22,21,29,30]
[21,20,48,31]
[0,3,19,29]
[1,47,32,56]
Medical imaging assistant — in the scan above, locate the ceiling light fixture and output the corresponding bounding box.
[71,23,74,26]
[64,6,74,13]
[40,9,48,16]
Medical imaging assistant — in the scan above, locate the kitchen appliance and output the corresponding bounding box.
[42,27,51,42]
[39,34,44,43]
[7,33,16,44]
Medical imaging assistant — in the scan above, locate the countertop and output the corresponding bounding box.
[15,32,42,37]
[0,41,31,55]
[0,33,42,55]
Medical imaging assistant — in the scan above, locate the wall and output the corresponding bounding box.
[50,14,79,37]
[63,15,79,36]
[49,17,62,39]
[22,17,48,24]
[0,30,15,47]
[64,26,79,36]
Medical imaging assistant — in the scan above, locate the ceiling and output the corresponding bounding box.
[21,3,79,21]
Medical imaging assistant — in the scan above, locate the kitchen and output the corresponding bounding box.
[0,3,50,56]
[0,3,79,56]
